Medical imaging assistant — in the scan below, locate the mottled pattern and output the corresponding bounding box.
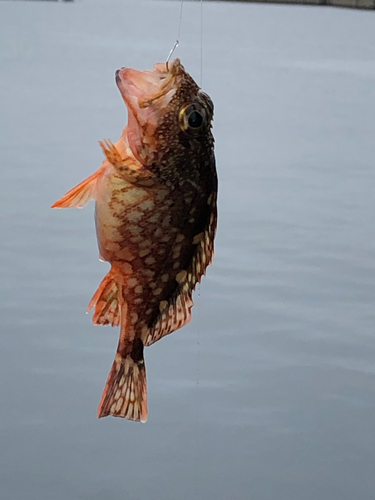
[52,59,217,422]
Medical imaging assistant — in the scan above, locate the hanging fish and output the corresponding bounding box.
[52,59,217,422]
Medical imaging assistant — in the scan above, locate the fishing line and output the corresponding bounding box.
[196,4,204,499]
[166,0,184,69]
[200,0,203,86]
[194,284,202,500]
[167,3,205,498]
[177,0,184,44]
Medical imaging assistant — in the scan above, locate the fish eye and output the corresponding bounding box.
[179,103,207,134]
[188,110,203,128]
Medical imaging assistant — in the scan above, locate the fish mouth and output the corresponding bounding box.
[115,59,183,163]
[116,58,182,112]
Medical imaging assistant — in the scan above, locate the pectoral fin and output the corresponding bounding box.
[51,169,101,209]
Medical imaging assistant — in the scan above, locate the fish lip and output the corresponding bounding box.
[115,58,181,108]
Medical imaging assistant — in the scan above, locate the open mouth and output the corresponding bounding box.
[115,59,182,110]
[114,59,183,163]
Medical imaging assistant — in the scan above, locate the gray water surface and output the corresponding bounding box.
[1,1,375,499]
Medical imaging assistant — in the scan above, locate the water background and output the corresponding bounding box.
[1,1,375,499]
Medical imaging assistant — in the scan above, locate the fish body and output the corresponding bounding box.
[52,59,217,422]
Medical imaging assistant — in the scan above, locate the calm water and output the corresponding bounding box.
[1,1,375,499]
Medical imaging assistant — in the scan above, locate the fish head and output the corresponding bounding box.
[115,58,214,170]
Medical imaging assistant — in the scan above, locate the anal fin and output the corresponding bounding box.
[87,268,121,327]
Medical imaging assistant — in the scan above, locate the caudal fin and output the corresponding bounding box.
[98,350,148,422]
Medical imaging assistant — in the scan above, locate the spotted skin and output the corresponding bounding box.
[52,59,217,422]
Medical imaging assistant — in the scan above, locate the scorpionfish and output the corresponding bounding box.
[52,58,218,422]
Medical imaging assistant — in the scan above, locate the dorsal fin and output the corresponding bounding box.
[144,189,217,347]
[144,285,194,346]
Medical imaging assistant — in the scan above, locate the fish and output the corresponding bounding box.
[52,58,217,423]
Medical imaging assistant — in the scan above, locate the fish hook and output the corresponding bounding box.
[166,40,179,72]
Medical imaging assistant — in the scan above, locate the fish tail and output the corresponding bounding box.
[97,340,148,423]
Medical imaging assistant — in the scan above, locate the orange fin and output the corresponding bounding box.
[99,139,153,183]
[51,170,101,208]
[87,269,121,327]
[98,349,148,422]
